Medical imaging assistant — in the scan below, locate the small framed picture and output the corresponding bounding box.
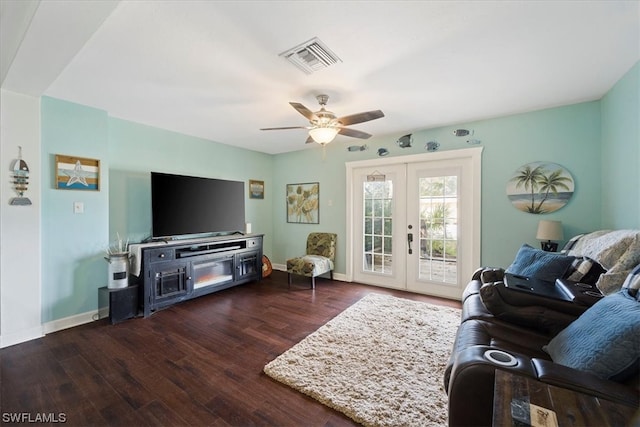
[286,182,319,224]
[55,154,100,191]
[249,179,265,199]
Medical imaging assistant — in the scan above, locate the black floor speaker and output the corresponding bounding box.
[98,285,139,324]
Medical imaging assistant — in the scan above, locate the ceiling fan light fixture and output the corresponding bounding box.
[309,127,339,144]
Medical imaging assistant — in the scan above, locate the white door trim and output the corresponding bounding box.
[345,147,483,293]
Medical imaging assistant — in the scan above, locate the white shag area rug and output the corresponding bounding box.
[264,293,461,427]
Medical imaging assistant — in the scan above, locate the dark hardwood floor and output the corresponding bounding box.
[0,271,461,426]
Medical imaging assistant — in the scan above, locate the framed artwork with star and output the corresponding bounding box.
[55,154,100,191]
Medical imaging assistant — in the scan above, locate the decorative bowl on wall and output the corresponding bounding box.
[506,162,574,214]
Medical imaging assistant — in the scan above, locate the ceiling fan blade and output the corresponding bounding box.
[260,126,308,131]
[338,127,372,139]
[337,110,384,126]
[305,135,315,144]
[290,102,318,121]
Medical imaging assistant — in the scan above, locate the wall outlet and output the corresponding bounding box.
[73,201,84,214]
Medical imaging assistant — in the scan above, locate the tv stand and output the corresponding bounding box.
[130,234,263,317]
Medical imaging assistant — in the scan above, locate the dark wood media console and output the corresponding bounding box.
[131,234,263,317]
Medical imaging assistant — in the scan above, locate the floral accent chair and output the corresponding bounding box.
[286,233,337,289]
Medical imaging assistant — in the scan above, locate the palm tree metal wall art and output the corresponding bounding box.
[506,162,574,214]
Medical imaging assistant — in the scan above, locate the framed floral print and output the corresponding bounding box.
[286,182,319,224]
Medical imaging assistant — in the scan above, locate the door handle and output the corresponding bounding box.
[407,233,413,255]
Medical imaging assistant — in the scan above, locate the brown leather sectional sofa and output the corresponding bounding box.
[444,231,640,426]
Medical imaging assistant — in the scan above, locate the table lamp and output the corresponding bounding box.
[536,220,563,252]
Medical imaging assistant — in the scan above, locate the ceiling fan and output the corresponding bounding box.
[260,94,384,145]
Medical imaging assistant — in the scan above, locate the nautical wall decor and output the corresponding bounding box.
[396,134,413,148]
[55,154,100,190]
[10,146,31,205]
[425,141,440,152]
[347,144,368,152]
[506,161,574,214]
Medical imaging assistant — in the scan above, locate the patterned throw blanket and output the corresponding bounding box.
[567,230,640,294]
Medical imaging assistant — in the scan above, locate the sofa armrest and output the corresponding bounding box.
[479,282,580,335]
[532,358,639,408]
[471,266,505,282]
[471,267,485,281]
[446,345,538,427]
[447,347,639,426]
[464,267,505,302]
[462,279,482,302]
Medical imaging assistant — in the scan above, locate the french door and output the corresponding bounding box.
[346,148,482,299]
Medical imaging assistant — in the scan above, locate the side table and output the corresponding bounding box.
[98,285,139,324]
[493,370,637,427]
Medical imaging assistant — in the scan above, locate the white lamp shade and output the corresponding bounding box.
[536,220,563,241]
[309,127,339,144]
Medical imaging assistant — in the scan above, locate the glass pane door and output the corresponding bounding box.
[353,164,406,289]
[407,159,478,299]
[418,175,458,283]
[363,180,394,274]
[347,148,481,300]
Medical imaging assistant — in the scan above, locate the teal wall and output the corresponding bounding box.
[41,97,110,322]
[107,117,274,247]
[41,98,273,323]
[273,102,602,272]
[39,62,638,322]
[601,61,640,229]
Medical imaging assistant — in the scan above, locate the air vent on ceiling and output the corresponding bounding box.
[279,37,342,74]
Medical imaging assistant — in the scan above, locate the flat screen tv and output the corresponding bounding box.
[151,172,245,239]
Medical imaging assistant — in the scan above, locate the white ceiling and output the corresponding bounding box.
[2,0,639,154]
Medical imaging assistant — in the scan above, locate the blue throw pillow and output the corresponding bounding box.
[506,244,575,282]
[543,290,640,381]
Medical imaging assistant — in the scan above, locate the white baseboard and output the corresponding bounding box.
[0,326,44,349]
[333,272,348,281]
[273,263,286,271]
[272,263,348,282]
[42,310,98,335]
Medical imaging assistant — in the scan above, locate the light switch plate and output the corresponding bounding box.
[73,201,84,214]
